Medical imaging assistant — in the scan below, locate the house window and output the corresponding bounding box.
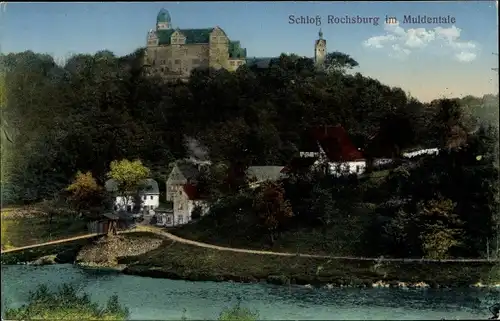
[178,202,183,210]
[175,59,181,64]
[150,205,154,210]
[150,195,153,200]
[177,216,183,225]
[230,61,235,66]
[143,195,146,200]
[356,166,360,173]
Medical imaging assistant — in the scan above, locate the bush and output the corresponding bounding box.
[4,283,129,320]
[218,301,259,321]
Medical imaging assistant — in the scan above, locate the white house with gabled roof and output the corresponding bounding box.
[105,178,160,213]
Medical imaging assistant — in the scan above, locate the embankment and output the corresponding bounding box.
[2,232,499,289]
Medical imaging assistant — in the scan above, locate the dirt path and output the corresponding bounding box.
[134,225,499,263]
[2,225,499,263]
[1,233,103,254]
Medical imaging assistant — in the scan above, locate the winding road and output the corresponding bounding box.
[2,225,498,263]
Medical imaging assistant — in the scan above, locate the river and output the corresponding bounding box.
[1,264,499,320]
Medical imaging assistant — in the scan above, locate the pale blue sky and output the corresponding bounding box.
[1,1,498,102]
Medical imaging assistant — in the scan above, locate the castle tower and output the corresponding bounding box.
[314,28,326,67]
[156,8,172,30]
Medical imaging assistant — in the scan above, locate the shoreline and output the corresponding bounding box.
[4,260,500,290]
[2,233,499,290]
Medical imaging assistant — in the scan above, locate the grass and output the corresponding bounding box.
[4,283,129,320]
[116,233,499,287]
[172,203,375,256]
[2,232,498,288]
[1,205,87,249]
[1,237,95,265]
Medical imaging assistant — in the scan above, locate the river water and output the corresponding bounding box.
[1,264,499,320]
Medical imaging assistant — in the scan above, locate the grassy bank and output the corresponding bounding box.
[3,232,498,288]
[87,233,497,288]
[1,205,87,250]
[172,202,376,256]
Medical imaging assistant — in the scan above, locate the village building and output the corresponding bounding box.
[165,161,201,201]
[283,125,367,177]
[245,166,285,188]
[171,184,210,226]
[105,178,160,213]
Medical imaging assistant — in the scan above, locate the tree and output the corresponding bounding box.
[66,171,109,219]
[106,159,150,210]
[253,182,293,244]
[324,51,359,74]
[417,198,464,259]
[191,205,203,220]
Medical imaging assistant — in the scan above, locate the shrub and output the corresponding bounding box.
[4,283,129,320]
[218,301,259,321]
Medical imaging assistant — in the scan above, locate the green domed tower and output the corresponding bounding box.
[156,8,171,30]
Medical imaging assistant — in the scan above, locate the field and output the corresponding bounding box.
[1,205,88,250]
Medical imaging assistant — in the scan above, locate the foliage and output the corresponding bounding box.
[107,159,151,192]
[218,301,259,321]
[66,171,109,218]
[417,198,463,259]
[1,48,498,259]
[4,283,129,320]
[107,159,150,209]
[253,182,293,244]
[191,205,203,220]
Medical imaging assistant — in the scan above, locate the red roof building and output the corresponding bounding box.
[182,184,203,200]
[282,125,365,174]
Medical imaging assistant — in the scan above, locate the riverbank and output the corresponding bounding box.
[2,232,499,288]
[1,204,87,250]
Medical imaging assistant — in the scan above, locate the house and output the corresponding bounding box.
[402,148,439,158]
[153,207,174,227]
[165,162,201,201]
[172,184,210,226]
[105,178,160,213]
[245,166,285,188]
[284,125,367,177]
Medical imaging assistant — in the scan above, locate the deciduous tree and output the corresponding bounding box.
[66,171,109,219]
[106,159,150,210]
[253,182,293,244]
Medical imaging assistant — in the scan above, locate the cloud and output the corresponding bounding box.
[363,22,479,63]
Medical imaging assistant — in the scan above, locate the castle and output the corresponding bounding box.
[144,9,327,80]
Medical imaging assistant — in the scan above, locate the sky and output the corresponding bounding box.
[1,1,498,102]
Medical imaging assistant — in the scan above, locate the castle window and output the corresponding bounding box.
[175,59,181,65]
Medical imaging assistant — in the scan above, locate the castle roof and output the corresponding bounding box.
[157,9,171,23]
[154,28,247,59]
[156,28,212,45]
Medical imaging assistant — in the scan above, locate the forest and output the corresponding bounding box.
[1,48,499,259]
